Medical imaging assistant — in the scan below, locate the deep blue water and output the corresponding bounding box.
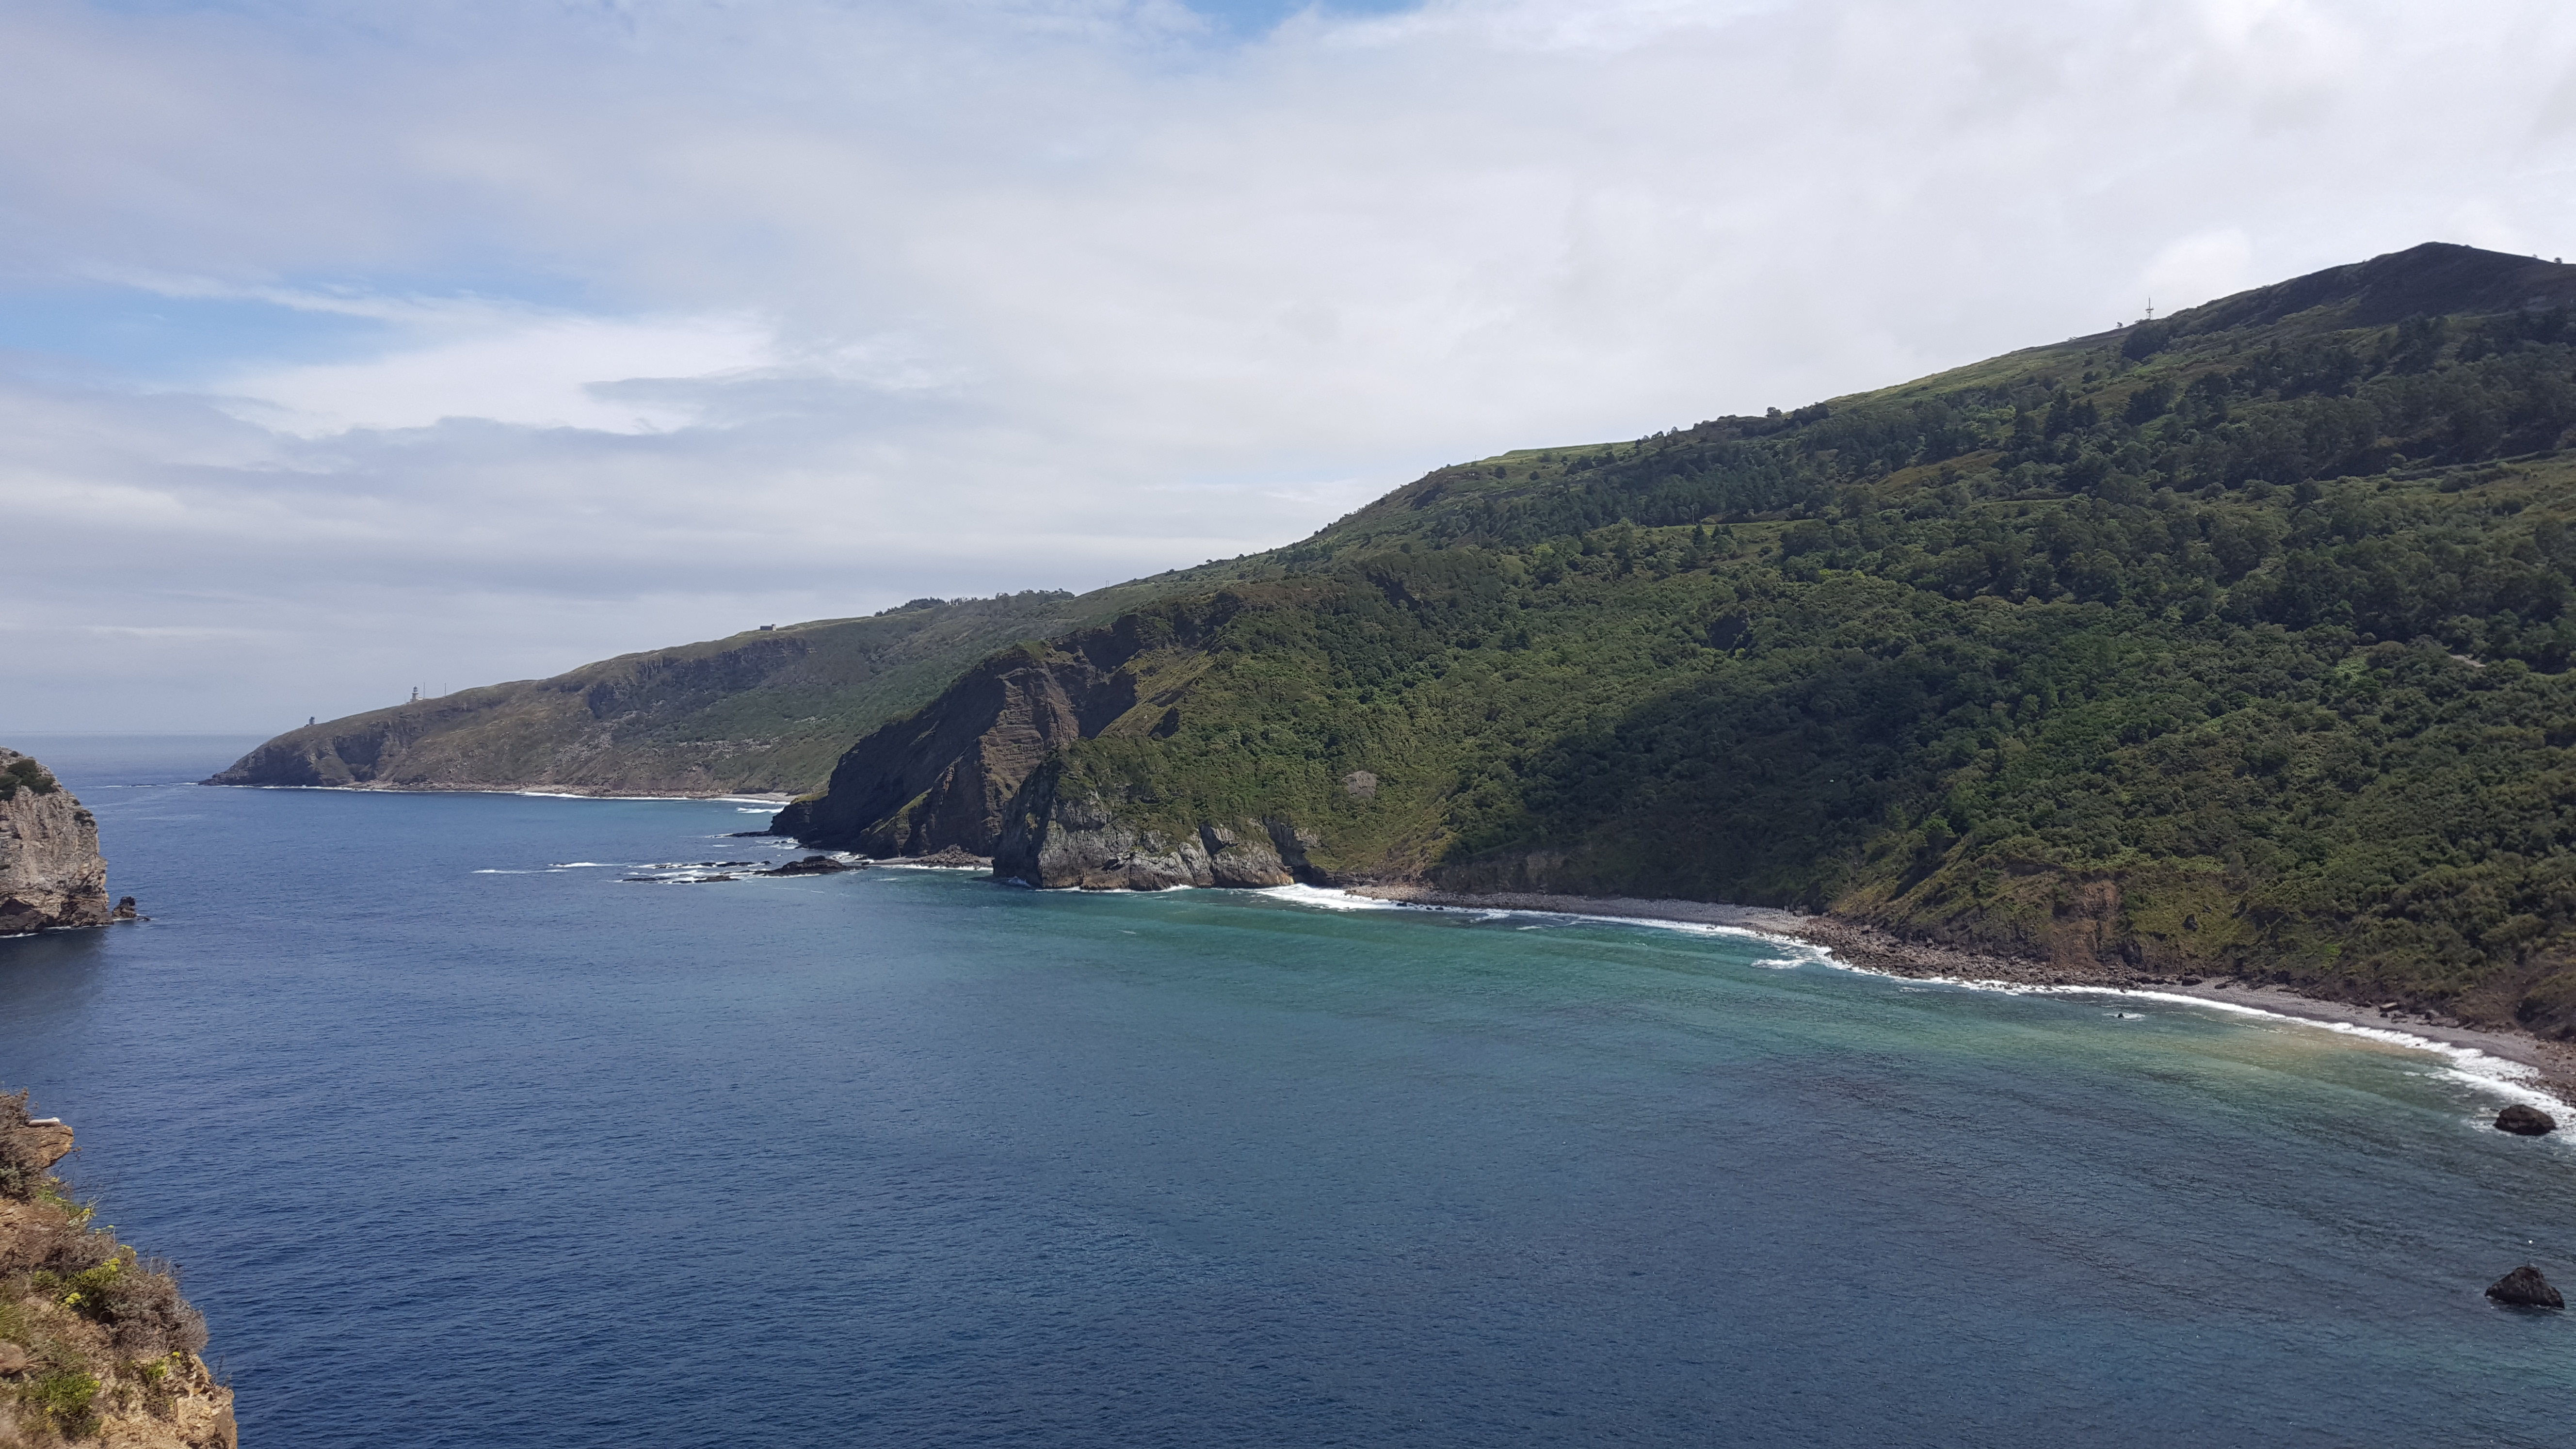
[3,735,2572,1447]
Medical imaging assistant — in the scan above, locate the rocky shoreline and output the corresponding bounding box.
[1349,885,2576,1106]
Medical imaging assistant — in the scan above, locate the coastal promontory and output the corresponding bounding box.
[0,749,133,936]
[778,243,2576,1041]
[208,591,1165,799]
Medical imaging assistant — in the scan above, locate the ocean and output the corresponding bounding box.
[2,735,2570,1447]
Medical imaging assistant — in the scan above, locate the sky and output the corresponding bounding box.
[3,0,2573,732]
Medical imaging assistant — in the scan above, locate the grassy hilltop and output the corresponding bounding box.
[795,243,2576,1033]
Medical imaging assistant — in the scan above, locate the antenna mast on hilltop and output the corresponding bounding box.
[2145,297,2156,322]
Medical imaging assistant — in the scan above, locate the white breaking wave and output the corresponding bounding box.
[1251,885,2561,1127]
[1251,883,1789,948]
[1256,884,1411,912]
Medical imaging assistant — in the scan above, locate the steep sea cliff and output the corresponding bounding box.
[0,749,133,936]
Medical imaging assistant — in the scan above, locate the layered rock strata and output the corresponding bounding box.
[993,777,1316,890]
[0,749,132,935]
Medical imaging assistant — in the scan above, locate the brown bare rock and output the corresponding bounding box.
[2495,1103,2558,1136]
[0,748,122,935]
[2486,1265,2565,1308]
[1,1115,76,1179]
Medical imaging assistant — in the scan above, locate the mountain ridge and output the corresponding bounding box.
[208,591,1110,797]
[779,242,2576,1039]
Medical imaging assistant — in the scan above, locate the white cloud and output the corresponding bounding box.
[212,311,782,435]
[1323,0,1786,52]
[2139,228,2256,317]
[2,0,2575,729]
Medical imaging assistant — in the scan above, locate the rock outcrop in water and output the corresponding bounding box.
[0,1090,235,1446]
[763,854,863,876]
[2485,1265,2564,1308]
[0,748,130,936]
[2494,1104,2558,1136]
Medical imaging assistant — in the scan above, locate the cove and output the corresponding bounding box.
[2,737,2570,1448]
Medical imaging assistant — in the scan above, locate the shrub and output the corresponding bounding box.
[0,756,58,801]
[25,1368,100,1437]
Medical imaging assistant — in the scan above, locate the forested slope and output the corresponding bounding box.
[787,243,2576,1034]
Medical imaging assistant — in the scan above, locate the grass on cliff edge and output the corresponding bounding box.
[0,1091,212,1444]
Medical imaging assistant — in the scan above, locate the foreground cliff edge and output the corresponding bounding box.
[0,753,136,937]
[0,1092,233,1447]
[780,243,2576,1054]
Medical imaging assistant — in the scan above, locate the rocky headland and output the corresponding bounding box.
[205,590,1250,800]
[768,245,2576,1065]
[0,1092,233,1447]
[0,751,135,937]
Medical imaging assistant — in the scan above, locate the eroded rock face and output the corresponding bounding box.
[993,769,1317,890]
[775,603,1250,859]
[2486,1265,2564,1308]
[773,646,1136,855]
[2495,1103,2558,1136]
[0,1115,74,1177]
[0,749,116,935]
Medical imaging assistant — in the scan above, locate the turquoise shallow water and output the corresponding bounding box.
[3,736,2572,1447]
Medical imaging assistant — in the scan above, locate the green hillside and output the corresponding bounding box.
[788,243,2576,1034]
[209,590,1108,795]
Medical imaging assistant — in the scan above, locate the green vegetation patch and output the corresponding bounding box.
[0,756,60,802]
[957,248,2576,1032]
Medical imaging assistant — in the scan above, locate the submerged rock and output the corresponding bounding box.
[764,854,863,876]
[2495,1104,2558,1136]
[2486,1265,2564,1308]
